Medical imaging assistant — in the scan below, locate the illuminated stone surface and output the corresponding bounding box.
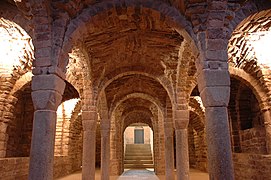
[0,0,271,180]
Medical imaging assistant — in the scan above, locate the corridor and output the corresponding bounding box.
[57,169,209,180]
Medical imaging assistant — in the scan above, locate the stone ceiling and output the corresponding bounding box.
[228,9,271,73]
[83,9,184,87]
[60,0,198,132]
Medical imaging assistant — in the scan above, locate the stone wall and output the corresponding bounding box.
[229,77,267,154]
[6,83,33,157]
[240,127,266,154]
[0,156,83,180]
[233,153,271,180]
[188,108,208,172]
[0,157,29,180]
[124,126,152,144]
[188,124,208,172]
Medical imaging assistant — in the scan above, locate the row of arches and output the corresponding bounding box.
[0,0,271,180]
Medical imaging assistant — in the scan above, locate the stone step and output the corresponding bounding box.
[125,151,151,154]
[125,148,151,151]
[124,144,153,169]
[124,160,153,164]
[124,164,154,168]
[125,152,152,156]
[125,156,153,160]
[126,145,151,149]
[125,149,151,152]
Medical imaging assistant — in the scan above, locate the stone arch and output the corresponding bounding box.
[61,0,198,73]
[0,1,33,37]
[6,81,33,157]
[228,9,271,108]
[55,98,81,156]
[4,75,80,157]
[110,92,164,117]
[123,112,153,131]
[66,45,95,111]
[189,96,205,128]
[229,67,269,110]
[96,68,175,106]
[187,110,207,172]
[0,16,34,79]
[122,106,154,123]
[10,72,32,96]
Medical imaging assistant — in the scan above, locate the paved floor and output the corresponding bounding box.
[57,168,209,180]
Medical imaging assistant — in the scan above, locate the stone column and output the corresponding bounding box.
[101,123,110,180]
[263,109,271,154]
[199,70,234,179]
[164,124,175,180]
[29,74,65,180]
[197,1,234,178]
[82,111,97,180]
[175,110,189,180]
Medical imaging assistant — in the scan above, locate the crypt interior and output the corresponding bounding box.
[1,0,271,179]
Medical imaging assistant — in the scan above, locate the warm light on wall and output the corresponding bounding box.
[57,98,80,119]
[248,31,271,67]
[0,18,33,75]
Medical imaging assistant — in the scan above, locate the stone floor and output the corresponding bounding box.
[57,168,209,180]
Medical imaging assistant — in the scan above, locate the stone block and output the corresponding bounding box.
[205,49,228,61]
[208,1,227,10]
[175,120,189,129]
[32,90,63,110]
[174,109,189,120]
[81,111,97,121]
[207,28,226,39]
[200,86,230,107]
[35,47,51,58]
[33,57,52,67]
[206,39,227,51]
[197,69,230,92]
[32,74,66,94]
[82,120,97,131]
[174,110,189,129]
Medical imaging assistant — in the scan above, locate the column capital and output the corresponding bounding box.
[32,90,62,111]
[174,110,189,129]
[32,74,65,94]
[81,111,97,121]
[197,68,230,107]
[31,74,65,111]
[175,120,189,129]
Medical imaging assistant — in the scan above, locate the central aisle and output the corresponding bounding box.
[56,168,209,180]
[118,170,158,180]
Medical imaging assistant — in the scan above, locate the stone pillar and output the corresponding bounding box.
[199,70,234,179]
[82,111,97,180]
[101,123,110,180]
[175,110,189,180]
[164,125,175,180]
[205,107,234,179]
[263,109,271,154]
[29,74,65,180]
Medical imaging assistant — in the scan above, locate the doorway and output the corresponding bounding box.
[134,128,144,144]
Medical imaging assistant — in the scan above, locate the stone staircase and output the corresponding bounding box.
[124,144,154,169]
